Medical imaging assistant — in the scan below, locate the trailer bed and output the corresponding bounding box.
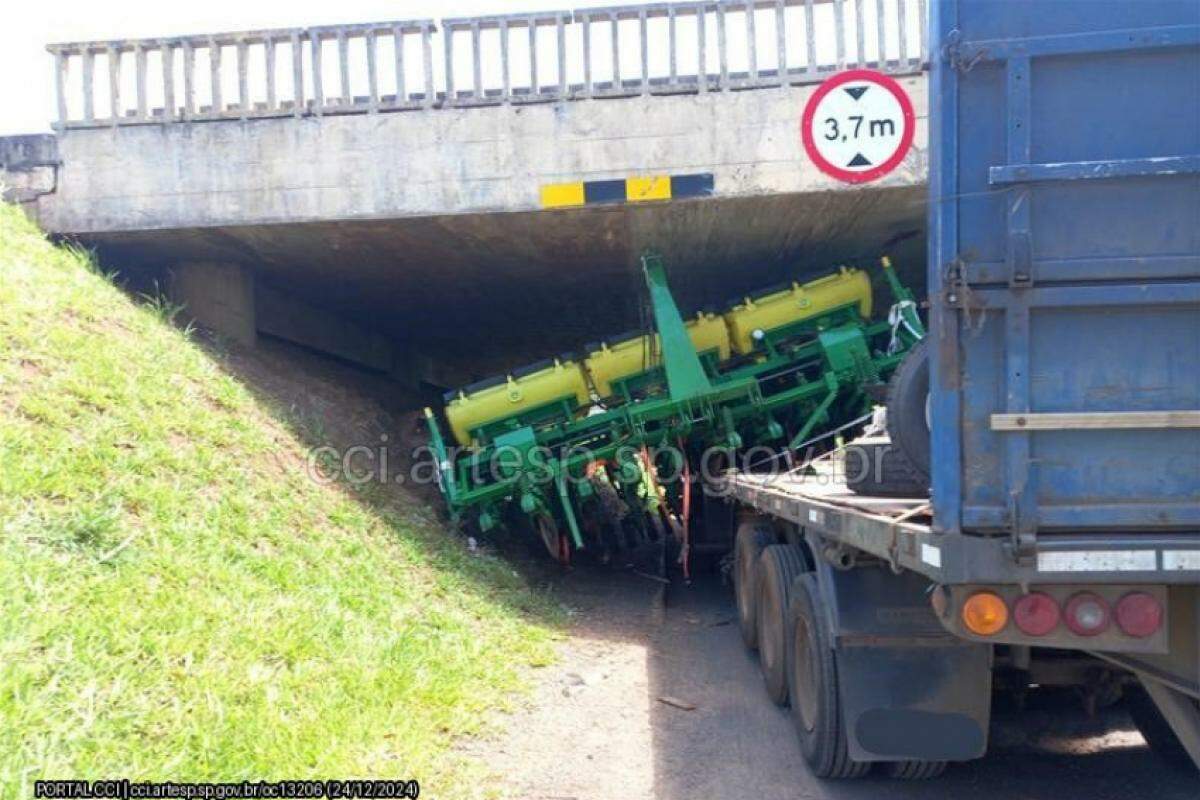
[729,463,944,580]
[728,463,1200,586]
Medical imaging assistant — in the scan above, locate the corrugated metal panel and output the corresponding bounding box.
[928,0,1200,544]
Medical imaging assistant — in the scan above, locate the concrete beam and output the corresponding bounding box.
[169,261,257,347]
[35,75,928,235]
[256,283,393,372]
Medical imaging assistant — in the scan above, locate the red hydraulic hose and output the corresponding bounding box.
[678,437,692,581]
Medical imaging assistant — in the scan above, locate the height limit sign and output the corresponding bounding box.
[801,69,915,184]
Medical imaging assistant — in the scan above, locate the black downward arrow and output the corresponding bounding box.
[847,153,872,167]
[844,86,869,101]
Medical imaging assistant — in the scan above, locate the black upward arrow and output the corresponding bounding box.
[848,153,872,167]
[844,86,869,101]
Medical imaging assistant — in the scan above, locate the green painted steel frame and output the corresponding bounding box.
[425,253,921,548]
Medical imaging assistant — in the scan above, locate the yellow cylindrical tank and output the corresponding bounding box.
[585,334,654,400]
[444,358,590,445]
[585,313,732,398]
[687,311,732,362]
[723,267,873,355]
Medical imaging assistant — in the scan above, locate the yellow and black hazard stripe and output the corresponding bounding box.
[540,173,714,209]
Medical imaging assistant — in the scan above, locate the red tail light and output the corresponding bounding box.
[1013,592,1060,636]
[1115,592,1163,638]
[1064,592,1110,636]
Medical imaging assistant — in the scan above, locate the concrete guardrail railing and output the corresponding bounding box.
[47,0,928,130]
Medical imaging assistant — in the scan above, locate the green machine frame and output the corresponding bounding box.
[425,251,924,559]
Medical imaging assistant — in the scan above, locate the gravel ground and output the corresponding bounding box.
[463,562,1198,800]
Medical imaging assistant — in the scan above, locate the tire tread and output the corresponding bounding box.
[734,520,775,650]
[886,338,931,478]
[844,437,928,498]
[888,760,948,780]
[755,544,807,704]
[787,574,869,779]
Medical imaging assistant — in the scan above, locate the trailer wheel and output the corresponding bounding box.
[788,573,869,779]
[755,544,807,705]
[1126,685,1196,767]
[886,338,931,478]
[734,519,775,650]
[886,760,948,779]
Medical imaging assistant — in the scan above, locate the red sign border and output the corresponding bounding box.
[801,69,916,184]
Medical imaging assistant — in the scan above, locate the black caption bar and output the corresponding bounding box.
[34,780,420,799]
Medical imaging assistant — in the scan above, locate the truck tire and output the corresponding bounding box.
[1126,685,1195,767]
[844,437,929,498]
[734,519,775,650]
[886,338,931,478]
[887,760,948,779]
[755,544,807,705]
[787,573,869,779]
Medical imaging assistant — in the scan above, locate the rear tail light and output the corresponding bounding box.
[1064,592,1110,636]
[962,592,1009,636]
[1013,592,1060,636]
[1115,592,1163,638]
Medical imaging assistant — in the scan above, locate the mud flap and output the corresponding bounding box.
[1141,677,1200,768]
[812,557,992,762]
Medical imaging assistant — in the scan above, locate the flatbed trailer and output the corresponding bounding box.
[725,460,1200,777]
[719,0,1200,778]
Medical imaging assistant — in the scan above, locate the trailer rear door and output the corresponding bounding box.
[927,0,1200,548]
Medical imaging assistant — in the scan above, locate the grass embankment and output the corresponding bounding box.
[0,202,559,797]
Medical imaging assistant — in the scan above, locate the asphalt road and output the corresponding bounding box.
[475,561,1198,800]
[651,570,1196,800]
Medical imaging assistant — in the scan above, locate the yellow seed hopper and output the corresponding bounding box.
[585,312,731,398]
[444,357,591,445]
[723,267,872,355]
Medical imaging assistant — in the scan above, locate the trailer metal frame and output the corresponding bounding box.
[728,464,1200,587]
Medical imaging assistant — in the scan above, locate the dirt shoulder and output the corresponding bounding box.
[462,566,1196,800]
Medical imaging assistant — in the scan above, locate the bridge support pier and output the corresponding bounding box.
[169,261,257,347]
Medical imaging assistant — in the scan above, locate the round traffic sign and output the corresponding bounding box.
[801,69,915,184]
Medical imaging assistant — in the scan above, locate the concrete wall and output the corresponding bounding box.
[169,261,257,346]
[166,261,399,369]
[1,134,58,216]
[35,75,927,234]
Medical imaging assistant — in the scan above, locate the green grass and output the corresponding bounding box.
[0,203,560,798]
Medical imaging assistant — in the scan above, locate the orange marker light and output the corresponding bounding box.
[962,592,1009,636]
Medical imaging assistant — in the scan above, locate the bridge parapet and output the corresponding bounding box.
[47,0,927,130]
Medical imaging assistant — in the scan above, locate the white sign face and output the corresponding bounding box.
[801,70,915,184]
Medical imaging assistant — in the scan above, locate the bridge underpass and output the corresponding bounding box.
[8,0,931,387]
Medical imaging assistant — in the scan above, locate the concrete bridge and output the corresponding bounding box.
[3,0,930,382]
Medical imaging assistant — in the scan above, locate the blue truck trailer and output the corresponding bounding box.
[728,0,1200,777]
